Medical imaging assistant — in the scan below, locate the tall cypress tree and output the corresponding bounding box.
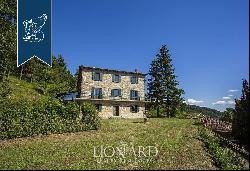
[148,45,184,117]
[232,79,249,150]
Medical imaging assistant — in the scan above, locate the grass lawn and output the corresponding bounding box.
[0,118,217,170]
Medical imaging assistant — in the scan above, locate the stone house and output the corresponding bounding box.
[76,65,146,119]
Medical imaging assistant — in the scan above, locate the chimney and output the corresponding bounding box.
[134,69,138,73]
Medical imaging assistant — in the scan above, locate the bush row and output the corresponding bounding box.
[146,106,189,118]
[198,126,245,170]
[0,98,100,140]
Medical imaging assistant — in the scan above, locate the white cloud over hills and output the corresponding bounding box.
[222,96,231,100]
[185,98,204,105]
[212,89,238,107]
[212,100,235,105]
[228,89,239,93]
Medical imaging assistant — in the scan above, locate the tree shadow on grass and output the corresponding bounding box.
[192,122,202,126]
[132,121,145,123]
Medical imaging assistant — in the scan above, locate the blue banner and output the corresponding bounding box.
[17,0,52,67]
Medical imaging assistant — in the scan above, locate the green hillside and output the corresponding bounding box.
[185,104,223,118]
[6,76,45,101]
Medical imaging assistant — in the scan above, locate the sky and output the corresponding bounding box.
[52,0,249,111]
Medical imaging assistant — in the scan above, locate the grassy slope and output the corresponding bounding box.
[7,76,44,101]
[0,119,217,170]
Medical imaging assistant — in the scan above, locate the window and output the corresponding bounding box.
[131,76,138,84]
[130,105,139,113]
[112,74,121,83]
[91,88,102,99]
[63,92,79,101]
[92,72,102,81]
[130,90,139,100]
[95,104,102,112]
[111,89,121,97]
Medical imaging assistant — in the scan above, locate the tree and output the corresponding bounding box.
[15,55,76,96]
[147,45,184,117]
[19,58,40,82]
[221,108,234,122]
[232,79,249,150]
[0,0,17,82]
[34,55,76,96]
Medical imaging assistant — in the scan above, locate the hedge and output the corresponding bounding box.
[0,98,100,140]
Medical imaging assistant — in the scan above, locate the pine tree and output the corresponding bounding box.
[148,45,184,117]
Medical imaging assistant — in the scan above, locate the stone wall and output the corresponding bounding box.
[96,101,145,119]
[79,68,145,100]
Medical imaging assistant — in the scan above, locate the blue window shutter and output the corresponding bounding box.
[118,89,121,96]
[92,72,95,80]
[91,87,94,97]
[111,89,114,96]
[100,73,103,81]
[112,75,114,82]
[118,75,121,82]
[136,77,138,84]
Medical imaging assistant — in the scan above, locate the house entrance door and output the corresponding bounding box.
[113,106,119,116]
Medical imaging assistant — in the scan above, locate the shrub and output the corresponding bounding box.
[61,102,80,120]
[175,111,189,119]
[81,102,100,130]
[175,106,190,119]
[146,106,166,118]
[147,105,188,118]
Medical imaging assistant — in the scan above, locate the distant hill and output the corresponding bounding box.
[185,104,223,118]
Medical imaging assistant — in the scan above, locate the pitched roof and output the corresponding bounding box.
[79,65,146,76]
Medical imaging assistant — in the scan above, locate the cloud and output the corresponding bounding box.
[212,100,235,105]
[222,96,231,100]
[228,89,239,93]
[213,101,226,105]
[185,98,204,105]
[227,100,235,105]
[228,95,234,97]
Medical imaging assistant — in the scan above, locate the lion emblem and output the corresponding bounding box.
[23,14,47,43]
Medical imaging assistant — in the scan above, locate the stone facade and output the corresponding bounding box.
[76,66,146,119]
